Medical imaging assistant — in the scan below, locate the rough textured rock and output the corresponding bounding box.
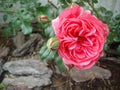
[3,59,50,76]
[103,57,120,64]
[0,58,5,83]
[0,58,4,76]
[12,34,44,57]
[3,76,51,89]
[71,66,111,82]
[13,31,25,48]
[5,85,41,90]
[0,47,10,58]
[5,85,32,90]
[3,59,53,89]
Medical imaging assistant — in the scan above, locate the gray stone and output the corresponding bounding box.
[3,59,53,89]
[12,34,44,57]
[3,76,51,89]
[5,85,31,90]
[0,47,10,58]
[0,58,4,76]
[3,59,51,76]
[5,85,41,90]
[13,31,25,48]
[71,66,111,82]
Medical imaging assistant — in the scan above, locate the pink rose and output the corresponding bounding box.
[52,5,109,70]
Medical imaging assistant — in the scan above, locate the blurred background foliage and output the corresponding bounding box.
[0,0,120,72]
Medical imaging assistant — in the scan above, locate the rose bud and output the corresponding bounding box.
[47,37,59,50]
[38,15,48,22]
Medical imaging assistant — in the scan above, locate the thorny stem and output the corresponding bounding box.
[66,69,72,90]
[87,0,102,19]
[47,0,58,9]
[65,0,71,6]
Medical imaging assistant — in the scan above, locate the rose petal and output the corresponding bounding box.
[52,17,59,35]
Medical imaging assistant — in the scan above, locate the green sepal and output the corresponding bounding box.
[55,56,67,72]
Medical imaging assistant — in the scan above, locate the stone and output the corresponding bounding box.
[3,60,51,76]
[13,31,25,48]
[2,59,53,89]
[0,58,4,76]
[103,57,120,64]
[71,66,111,82]
[0,47,10,58]
[5,85,31,90]
[3,76,51,89]
[12,34,44,57]
[5,85,41,90]
[0,58,5,83]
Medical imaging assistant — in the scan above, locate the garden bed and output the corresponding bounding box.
[0,33,120,90]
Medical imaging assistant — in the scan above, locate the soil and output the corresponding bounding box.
[0,32,120,90]
[42,59,120,90]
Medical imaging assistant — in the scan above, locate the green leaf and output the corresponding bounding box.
[108,33,114,43]
[39,43,57,62]
[3,14,8,22]
[117,45,120,54]
[56,7,64,15]
[44,26,55,38]
[2,28,11,36]
[39,5,54,19]
[99,7,107,13]
[0,83,5,89]
[113,36,120,42]
[45,51,57,61]
[39,44,66,72]
[49,30,55,37]
[92,0,98,3]
[84,0,89,2]
[41,49,50,59]
[39,44,47,55]
[21,21,32,35]
[58,0,68,8]
[105,11,113,17]
[104,43,109,51]
[39,44,49,59]
[55,56,67,72]
[21,13,34,21]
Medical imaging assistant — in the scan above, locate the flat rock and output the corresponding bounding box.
[5,85,42,90]
[2,59,53,89]
[0,58,4,76]
[12,34,44,57]
[71,66,111,82]
[3,76,51,89]
[3,59,51,76]
[13,31,25,48]
[0,47,10,58]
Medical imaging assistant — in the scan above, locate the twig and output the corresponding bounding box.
[66,69,72,90]
[48,0,58,9]
[87,0,102,19]
[65,0,71,6]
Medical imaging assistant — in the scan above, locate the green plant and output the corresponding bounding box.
[0,83,5,89]
[0,0,55,35]
[108,14,120,53]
